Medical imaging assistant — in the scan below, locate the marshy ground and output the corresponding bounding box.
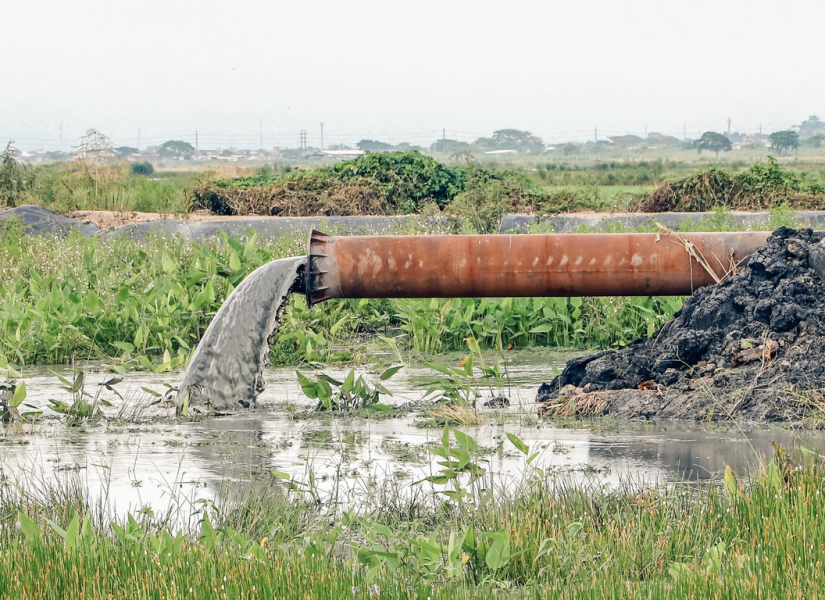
[3,356,825,527]
[3,357,825,598]
[2,151,825,597]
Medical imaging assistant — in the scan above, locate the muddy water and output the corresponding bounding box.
[3,355,825,528]
[179,255,306,410]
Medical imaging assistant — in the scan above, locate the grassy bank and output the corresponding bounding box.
[192,154,825,222]
[1,158,192,214]
[4,151,824,221]
[0,434,822,598]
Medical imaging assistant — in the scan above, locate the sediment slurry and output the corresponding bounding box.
[178,256,306,411]
[538,227,825,422]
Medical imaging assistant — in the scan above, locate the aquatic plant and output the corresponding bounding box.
[0,355,42,424]
[296,365,401,412]
[0,228,689,367]
[46,371,109,426]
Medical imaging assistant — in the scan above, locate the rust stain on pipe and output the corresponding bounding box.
[305,230,770,305]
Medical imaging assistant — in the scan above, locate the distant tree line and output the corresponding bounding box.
[362,129,546,156]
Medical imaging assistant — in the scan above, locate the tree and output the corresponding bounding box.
[608,135,644,149]
[114,146,139,158]
[695,132,732,157]
[474,129,544,153]
[646,133,683,148]
[557,143,581,155]
[804,134,825,148]
[797,115,825,139]
[158,140,195,159]
[356,139,393,152]
[431,138,473,155]
[769,130,799,156]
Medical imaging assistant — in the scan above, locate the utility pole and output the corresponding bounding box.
[320,123,324,149]
[442,127,446,140]
[594,127,597,143]
[727,118,732,135]
[195,130,199,153]
[683,124,686,140]
[644,125,648,137]
[260,121,263,150]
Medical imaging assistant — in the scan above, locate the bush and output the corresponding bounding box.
[131,162,154,176]
[330,151,459,212]
[0,143,37,207]
[191,152,548,217]
[633,158,825,212]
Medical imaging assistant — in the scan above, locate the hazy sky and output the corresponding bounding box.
[3,0,824,150]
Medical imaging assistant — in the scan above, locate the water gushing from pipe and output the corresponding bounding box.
[178,256,306,410]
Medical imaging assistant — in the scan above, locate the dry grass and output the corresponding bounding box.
[539,390,614,417]
[193,177,386,216]
[428,404,487,426]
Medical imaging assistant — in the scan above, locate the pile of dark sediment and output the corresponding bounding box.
[537,227,825,422]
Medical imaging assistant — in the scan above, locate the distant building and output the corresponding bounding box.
[740,134,770,147]
[318,149,365,158]
[128,152,160,162]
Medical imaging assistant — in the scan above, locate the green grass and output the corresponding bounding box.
[0,434,823,598]
[11,161,194,213]
[4,150,825,218]
[0,221,692,367]
[0,203,816,368]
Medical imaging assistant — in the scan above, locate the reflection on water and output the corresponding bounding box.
[2,353,824,524]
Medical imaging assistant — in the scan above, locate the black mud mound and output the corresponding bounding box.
[538,227,825,422]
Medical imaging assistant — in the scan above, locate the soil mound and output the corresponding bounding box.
[537,227,825,422]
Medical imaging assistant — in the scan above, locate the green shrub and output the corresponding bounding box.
[635,157,825,211]
[130,161,154,176]
[0,142,37,207]
[191,153,546,217]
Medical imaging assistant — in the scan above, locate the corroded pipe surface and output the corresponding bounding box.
[306,230,770,304]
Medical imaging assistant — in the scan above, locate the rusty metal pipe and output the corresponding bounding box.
[305,230,770,305]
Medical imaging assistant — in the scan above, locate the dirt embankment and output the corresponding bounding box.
[538,228,825,423]
[66,210,226,230]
